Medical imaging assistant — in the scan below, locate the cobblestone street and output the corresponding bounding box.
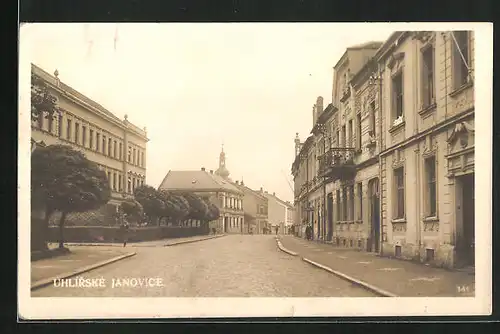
[32,235,375,297]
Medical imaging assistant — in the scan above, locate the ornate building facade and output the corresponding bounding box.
[291,31,475,269]
[159,147,245,234]
[31,64,149,223]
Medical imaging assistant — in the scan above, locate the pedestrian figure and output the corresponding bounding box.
[275,226,279,235]
[212,227,216,235]
[120,215,130,247]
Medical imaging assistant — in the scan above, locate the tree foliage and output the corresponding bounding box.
[31,144,111,248]
[120,199,143,222]
[134,185,165,223]
[181,192,209,221]
[31,73,59,123]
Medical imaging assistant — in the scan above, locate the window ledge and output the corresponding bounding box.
[388,120,406,134]
[418,102,437,118]
[423,216,439,223]
[391,218,407,224]
[449,81,473,98]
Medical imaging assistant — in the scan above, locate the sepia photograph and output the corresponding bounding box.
[18,22,492,319]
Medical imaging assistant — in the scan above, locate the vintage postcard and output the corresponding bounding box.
[18,22,492,319]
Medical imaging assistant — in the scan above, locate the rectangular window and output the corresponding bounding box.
[66,119,71,140]
[113,140,117,158]
[425,156,437,217]
[342,187,348,221]
[82,125,87,147]
[89,129,94,149]
[119,143,123,160]
[138,150,141,166]
[394,167,405,219]
[127,177,131,193]
[74,122,80,144]
[96,133,100,152]
[356,113,362,150]
[336,130,340,147]
[48,114,54,133]
[141,152,144,167]
[133,148,137,165]
[58,114,63,137]
[348,185,354,221]
[392,72,404,120]
[369,101,376,136]
[342,125,346,147]
[453,31,470,89]
[422,46,435,107]
[128,146,132,162]
[357,182,363,221]
[348,120,354,148]
[107,171,111,183]
[118,174,123,192]
[102,135,107,155]
[108,138,112,157]
[113,172,117,191]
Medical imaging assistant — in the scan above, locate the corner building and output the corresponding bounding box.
[31,64,149,223]
[291,31,475,269]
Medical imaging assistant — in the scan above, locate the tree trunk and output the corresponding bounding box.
[41,208,54,250]
[58,211,67,249]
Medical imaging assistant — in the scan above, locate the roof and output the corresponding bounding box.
[158,170,243,194]
[262,192,293,209]
[347,41,384,50]
[31,63,148,140]
[233,183,268,201]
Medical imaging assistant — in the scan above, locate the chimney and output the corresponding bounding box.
[316,96,324,116]
[260,187,263,193]
[265,191,268,194]
[241,180,245,186]
[210,170,213,174]
[273,192,275,196]
[235,181,239,185]
[312,104,317,125]
[201,167,205,171]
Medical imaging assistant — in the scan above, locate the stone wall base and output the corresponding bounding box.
[382,242,456,269]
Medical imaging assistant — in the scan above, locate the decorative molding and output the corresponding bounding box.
[387,52,405,70]
[447,121,474,150]
[413,31,435,44]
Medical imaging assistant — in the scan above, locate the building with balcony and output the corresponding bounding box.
[291,31,475,269]
[233,180,268,234]
[31,64,149,224]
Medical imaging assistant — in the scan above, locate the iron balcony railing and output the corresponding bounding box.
[318,147,356,180]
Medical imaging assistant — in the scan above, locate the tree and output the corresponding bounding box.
[31,72,60,123]
[120,199,143,224]
[134,185,164,225]
[181,192,209,224]
[31,145,111,249]
[157,190,190,225]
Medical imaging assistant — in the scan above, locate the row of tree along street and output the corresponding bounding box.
[30,72,220,252]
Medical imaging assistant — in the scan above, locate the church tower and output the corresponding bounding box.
[215,144,230,179]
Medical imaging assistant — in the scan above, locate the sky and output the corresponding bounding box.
[21,23,394,203]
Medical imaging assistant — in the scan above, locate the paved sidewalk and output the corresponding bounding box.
[50,234,224,248]
[279,236,475,297]
[31,246,132,284]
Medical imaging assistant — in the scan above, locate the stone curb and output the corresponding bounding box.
[59,235,226,248]
[275,238,298,256]
[164,234,226,247]
[301,257,398,297]
[31,252,137,291]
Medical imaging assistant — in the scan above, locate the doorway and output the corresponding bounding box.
[368,178,380,253]
[458,173,475,267]
[327,193,334,241]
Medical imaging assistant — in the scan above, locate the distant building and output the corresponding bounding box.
[233,180,269,234]
[262,190,293,235]
[158,147,245,234]
[31,64,149,224]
